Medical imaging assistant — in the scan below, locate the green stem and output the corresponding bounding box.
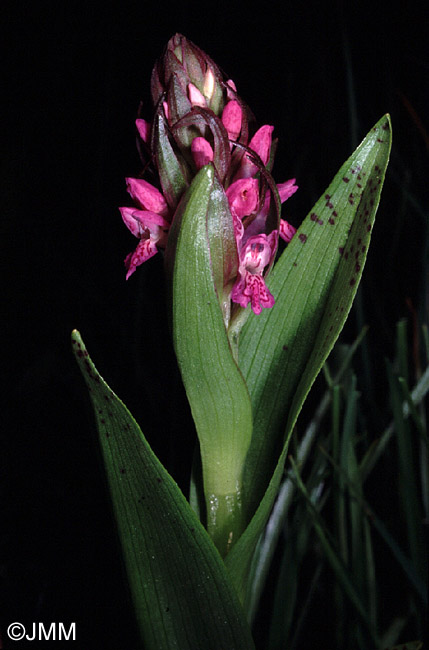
[227,306,251,363]
[206,487,246,557]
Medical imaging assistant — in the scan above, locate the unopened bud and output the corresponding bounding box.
[203,68,215,101]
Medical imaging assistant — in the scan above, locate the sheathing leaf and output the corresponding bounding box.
[72,330,254,650]
[169,165,252,501]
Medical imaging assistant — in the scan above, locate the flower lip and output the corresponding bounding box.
[230,231,278,314]
[125,238,159,280]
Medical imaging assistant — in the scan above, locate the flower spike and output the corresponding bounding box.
[119,34,298,314]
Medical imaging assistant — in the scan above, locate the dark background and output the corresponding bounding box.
[2,1,427,648]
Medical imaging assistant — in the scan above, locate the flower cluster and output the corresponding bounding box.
[119,34,297,314]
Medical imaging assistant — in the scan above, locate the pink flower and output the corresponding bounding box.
[119,177,171,279]
[234,125,274,180]
[120,208,170,279]
[225,177,297,314]
[226,178,259,220]
[231,232,277,314]
[248,125,274,167]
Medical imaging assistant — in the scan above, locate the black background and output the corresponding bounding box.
[2,1,427,648]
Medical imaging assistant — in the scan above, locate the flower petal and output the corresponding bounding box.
[119,207,142,237]
[225,79,237,100]
[240,233,276,273]
[279,219,296,242]
[231,271,275,314]
[248,125,274,166]
[191,136,214,169]
[234,125,274,179]
[187,82,207,107]
[135,118,151,144]
[119,207,170,238]
[125,238,159,279]
[125,178,169,217]
[222,100,242,142]
[278,178,298,202]
[226,178,259,218]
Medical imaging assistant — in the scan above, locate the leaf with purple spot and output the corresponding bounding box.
[226,114,392,599]
[71,329,254,650]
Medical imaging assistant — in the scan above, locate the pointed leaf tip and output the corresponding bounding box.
[71,330,254,649]
[226,115,391,599]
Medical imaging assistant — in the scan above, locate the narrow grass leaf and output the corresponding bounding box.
[288,457,378,643]
[386,361,426,578]
[341,377,365,590]
[398,377,428,446]
[267,502,314,649]
[359,357,429,482]
[320,441,428,604]
[379,618,409,649]
[364,517,377,630]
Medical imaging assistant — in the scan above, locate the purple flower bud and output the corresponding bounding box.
[222,100,242,142]
[191,137,214,170]
[135,119,151,144]
[125,178,169,218]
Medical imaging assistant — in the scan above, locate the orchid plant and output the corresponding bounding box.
[73,35,391,649]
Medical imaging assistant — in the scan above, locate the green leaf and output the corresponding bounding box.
[226,115,392,598]
[322,440,427,605]
[242,114,391,511]
[167,164,253,555]
[382,640,423,650]
[153,112,189,208]
[386,360,426,579]
[288,457,379,644]
[72,330,255,650]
